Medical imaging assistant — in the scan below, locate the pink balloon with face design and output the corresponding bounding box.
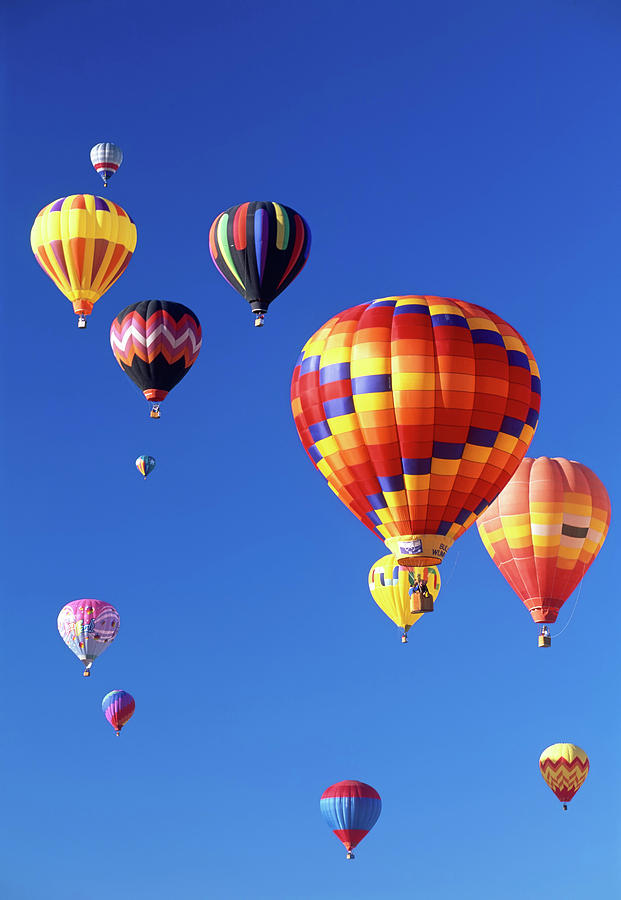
[57,599,120,676]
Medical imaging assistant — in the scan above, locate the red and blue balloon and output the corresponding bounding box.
[320,780,382,859]
[102,690,135,736]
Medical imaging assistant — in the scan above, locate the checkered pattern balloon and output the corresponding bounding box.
[477,457,611,624]
[291,296,541,566]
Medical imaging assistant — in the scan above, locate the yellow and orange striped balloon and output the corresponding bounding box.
[477,458,610,630]
[368,554,440,641]
[539,743,589,809]
[30,194,137,323]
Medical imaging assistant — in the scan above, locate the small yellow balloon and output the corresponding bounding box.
[539,743,589,809]
[368,555,440,641]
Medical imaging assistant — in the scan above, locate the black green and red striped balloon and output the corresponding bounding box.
[209,201,311,324]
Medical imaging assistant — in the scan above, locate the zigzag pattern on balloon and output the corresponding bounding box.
[110,311,202,368]
[539,757,589,801]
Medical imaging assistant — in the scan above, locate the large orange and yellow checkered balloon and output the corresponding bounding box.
[477,458,610,625]
[291,297,541,566]
[30,195,137,324]
[539,743,589,809]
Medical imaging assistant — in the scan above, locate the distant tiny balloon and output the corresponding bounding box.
[136,455,156,479]
[102,690,135,736]
[90,142,123,186]
[57,599,120,676]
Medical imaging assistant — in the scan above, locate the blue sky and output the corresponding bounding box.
[1,1,619,897]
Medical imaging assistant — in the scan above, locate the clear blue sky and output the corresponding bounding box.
[1,1,619,898]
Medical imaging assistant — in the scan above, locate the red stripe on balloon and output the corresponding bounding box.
[333,828,369,850]
[276,213,306,289]
[233,203,249,250]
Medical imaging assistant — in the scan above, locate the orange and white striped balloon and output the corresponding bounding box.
[477,458,610,626]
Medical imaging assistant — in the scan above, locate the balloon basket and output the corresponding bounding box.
[563,804,568,811]
[77,315,87,329]
[116,730,121,737]
[150,405,160,419]
[401,634,408,644]
[254,315,265,327]
[538,634,551,648]
[83,670,90,677]
[410,595,434,614]
[346,851,354,860]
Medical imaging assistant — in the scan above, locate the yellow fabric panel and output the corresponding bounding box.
[404,474,432,491]
[327,413,359,436]
[320,346,352,366]
[493,433,519,453]
[352,393,396,412]
[464,315,500,333]
[461,445,492,464]
[382,489,407,507]
[350,356,391,376]
[392,372,437,391]
[540,743,588,766]
[430,459,461,477]
[427,300,464,317]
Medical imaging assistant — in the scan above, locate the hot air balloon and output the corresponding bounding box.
[30,195,137,328]
[57,599,120,676]
[209,201,311,326]
[291,296,540,567]
[136,455,156,479]
[110,300,202,418]
[320,780,381,859]
[90,142,123,186]
[369,555,440,642]
[539,743,589,810]
[477,458,611,646]
[102,690,135,736]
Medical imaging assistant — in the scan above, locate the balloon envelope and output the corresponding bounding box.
[102,690,135,735]
[477,458,611,624]
[291,296,541,566]
[136,455,156,478]
[369,555,440,637]
[209,201,311,320]
[90,142,123,185]
[539,743,589,806]
[320,781,381,856]
[30,195,136,319]
[57,599,119,674]
[110,300,202,409]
